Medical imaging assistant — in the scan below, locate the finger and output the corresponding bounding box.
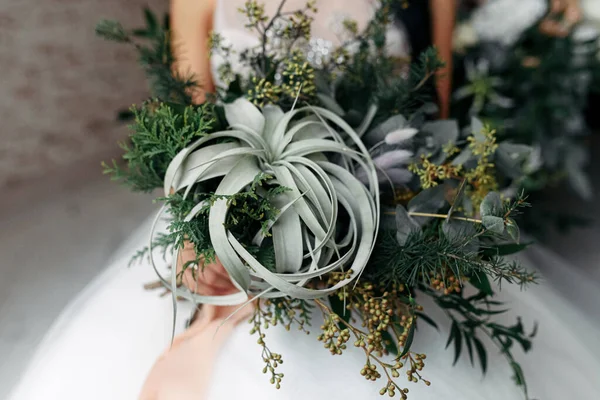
[550,0,565,14]
[564,6,582,25]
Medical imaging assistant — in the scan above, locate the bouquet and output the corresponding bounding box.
[97,1,542,398]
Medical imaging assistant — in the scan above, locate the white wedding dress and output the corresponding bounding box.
[8,1,600,399]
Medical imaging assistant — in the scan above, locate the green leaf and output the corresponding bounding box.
[480,192,503,217]
[132,28,152,38]
[399,320,416,358]
[95,20,129,43]
[381,330,399,356]
[464,333,474,366]
[506,218,520,243]
[416,312,439,331]
[529,322,538,339]
[511,362,526,387]
[395,205,421,246]
[452,148,474,166]
[471,117,485,138]
[452,323,463,366]
[446,321,459,349]
[473,337,488,374]
[482,242,532,257]
[482,215,505,234]
[469,270,494,296]
[329,295,351,329]
[144,8,158,33]
[422,120,459,148]
[442,218,479,253]
[407,185,446,226]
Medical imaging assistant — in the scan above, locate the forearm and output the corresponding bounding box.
[429,0,457,119]
[170,0,216,103]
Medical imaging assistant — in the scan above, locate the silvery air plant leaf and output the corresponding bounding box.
[154,98,381,305]
[395,205,420,246]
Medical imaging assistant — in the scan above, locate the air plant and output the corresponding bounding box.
[150,97,380,305]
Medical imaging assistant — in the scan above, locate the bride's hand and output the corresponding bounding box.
[139,244,250,400]
[177,241,236,297]
[176,241,242,320]
[540,0,582,37]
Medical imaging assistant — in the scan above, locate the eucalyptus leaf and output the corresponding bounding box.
[422,120,459,148]
[381,330,398,356]
[452,148,474,166]
[482,215,505,234]
[505,218,520,243]
[395,205,421,246]
[407,185,446,226]
[495,143,532,179]
[480,192,503,217]
[416,312,439,331]
[471,116,485,138]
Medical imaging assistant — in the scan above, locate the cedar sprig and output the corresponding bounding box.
[102,101,217,192]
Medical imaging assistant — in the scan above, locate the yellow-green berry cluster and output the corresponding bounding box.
[250,303,285,389]
[247,76,282,107]
[409,155,462,189]
[465,125,499,208]
[318,314,351,355]
[239,0,268,30]
[280,51,316,99]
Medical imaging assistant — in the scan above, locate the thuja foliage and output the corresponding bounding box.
[131,173,288,275]
[102,102,218,192]
[98,1,539,398]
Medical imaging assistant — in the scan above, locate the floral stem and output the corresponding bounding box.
[385,211,482,224]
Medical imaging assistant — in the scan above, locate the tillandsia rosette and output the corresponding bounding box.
[452,0,600,234]
[97,1,539,398]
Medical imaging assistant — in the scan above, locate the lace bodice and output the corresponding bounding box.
[210,0,410,87]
